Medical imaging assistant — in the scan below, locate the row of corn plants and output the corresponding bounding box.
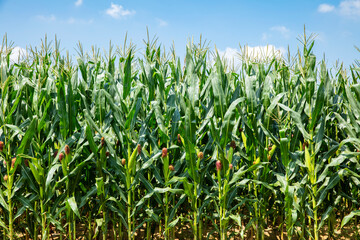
[0,32,360,239]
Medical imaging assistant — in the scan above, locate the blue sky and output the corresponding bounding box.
[0,0,359,66]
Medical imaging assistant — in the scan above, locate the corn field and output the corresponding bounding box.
[1,32,360,240]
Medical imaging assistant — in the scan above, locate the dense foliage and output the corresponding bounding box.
[1,33,360,240]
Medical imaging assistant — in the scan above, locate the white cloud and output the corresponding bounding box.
[261,26,290,42]
[36,14,56,22]
[75,0,83,7]
[270,26,290,39]
[0,46,27,63]
[318,4,335,13]
[339,0,360,17]
[67,17,93,24]
[262,33,270,41]
[36,14,92,25]
[68,18,76,24]
[10,47,26,63]
[218,45,284,67]
[240,45,284,62]
[106,3,135,19]
[318,1,360,17]
[156,18,168,27]
[218,47,241,67]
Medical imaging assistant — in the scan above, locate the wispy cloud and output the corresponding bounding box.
[261,26,290,42]
[318,0,360,17]
[106,3,135,19]
[156,18,168,27]
[318,4,335,13]
[261,33,270,41]
[339,0,360,17]
[75,0,83,7]
[36,14,56,22]
[36,14,92,25]
[270,26,290,39]
[67,17,93,24]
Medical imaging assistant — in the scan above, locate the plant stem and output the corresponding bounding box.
[40,198,46,239]
[312,185,318,240]
[34,201,38,240]
[5,141,14,240]
[254,181,259,240]
[8,181,13,240]
[217,170,224,240]
[165,191,169,239]
[199,200,203,240]
[147,171,151,240]
[127,177,132,240]
[88,209,92,240]
[193,181,198,240]
[65,180,72,240]
[73,202,76,240]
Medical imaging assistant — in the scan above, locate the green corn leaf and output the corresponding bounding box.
[319,206,334,229]
[278,103,310,140]
[45,164,61,193]
[309,81,325,130]
[229,163,266,185]
[95,177,104,196]
[220,98,242,148]
[28,161,41,185]
[0,188,8,210]
[152,100,167,135]
[5,88,22,123]
[0,218,8,231]
[317,171,343,207]
[279,129,289,168]
[123,49,132,99]
[341,210,360,228]
[85,125,98,154]
[67,196,81,218]
[13,117,37,174]
[127,146,138,175]
[210,67,225,118]
[245,75,257,114]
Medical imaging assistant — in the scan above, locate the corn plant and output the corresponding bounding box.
[0,32,360,240]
